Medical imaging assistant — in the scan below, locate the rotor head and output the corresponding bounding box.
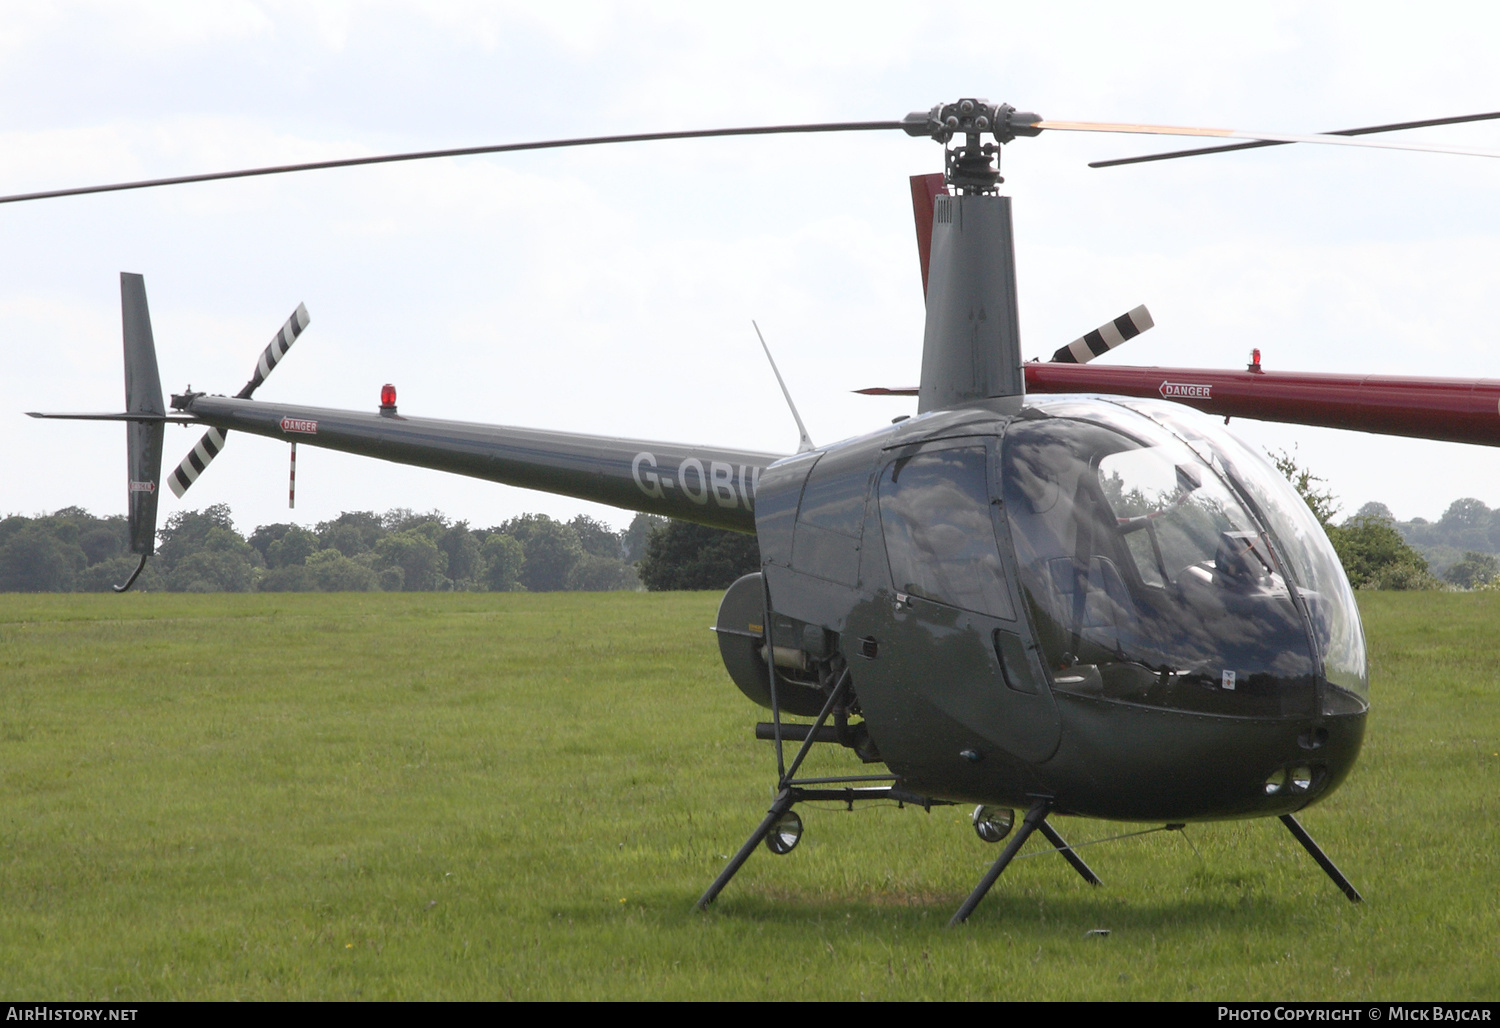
[903,98,1043,193]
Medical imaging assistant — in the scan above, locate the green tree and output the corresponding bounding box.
[168,547,257,592]
[1444,550,1499,589]
[156,506,261,593]
[569,515,623,560]
[78,520,129,566]
[316,512,383,557]
[637,520,759,591]
[305,548,379,591]
[266,526,319,568]
[438,522,483,587]
[622,513,666,564]
[1437,498,1493,552]
[497,515,583,592]
[157,505,252,573]
[1268,447,1339,527]
[247,522,294,562]
[373,530,449,591]
[0,525,85,592]
[1329,514,1434,589]
[481,533,525,592]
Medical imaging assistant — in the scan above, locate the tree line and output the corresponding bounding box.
[0,505,760,594]
[1269,450,1498,590]
[7,450,1500,593]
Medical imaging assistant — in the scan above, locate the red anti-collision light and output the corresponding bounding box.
[380,383,396,408]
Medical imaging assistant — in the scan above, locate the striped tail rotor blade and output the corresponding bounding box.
[1051,305,1154,364]
[236,303,310,399]
[167,427,228,498]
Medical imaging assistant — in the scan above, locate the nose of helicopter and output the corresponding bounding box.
[1030,695,1367,822]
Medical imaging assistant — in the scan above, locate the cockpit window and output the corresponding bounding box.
[1003,407,1320,718]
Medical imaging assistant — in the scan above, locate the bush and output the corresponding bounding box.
[1443,551,1499,590]
[637,520,759,591]
[305,549,380,592]
[1329,514,1433,589]
[1368,560,1446,592]
[168,550,256,593]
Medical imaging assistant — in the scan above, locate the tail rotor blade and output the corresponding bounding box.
[238,303,310,399]
[1051,305,1153,364]
[168,303,309,497]
[167,427,228,498]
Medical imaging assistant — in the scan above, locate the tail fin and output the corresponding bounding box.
[119,273,165,588]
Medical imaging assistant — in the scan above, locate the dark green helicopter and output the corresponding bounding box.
[27,100,1500,923]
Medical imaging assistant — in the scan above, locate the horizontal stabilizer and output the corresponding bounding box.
[27,411,192,422]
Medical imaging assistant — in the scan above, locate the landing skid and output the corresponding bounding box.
[950,799,1101,924]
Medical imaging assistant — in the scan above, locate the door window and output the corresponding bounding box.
[877,445,1014,620]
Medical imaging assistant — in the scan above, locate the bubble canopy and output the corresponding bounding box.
[1002,397,1368,719]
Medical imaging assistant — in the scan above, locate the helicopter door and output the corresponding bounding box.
[853,440,1061,768]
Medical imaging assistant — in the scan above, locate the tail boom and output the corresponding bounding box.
[175,394,779,533]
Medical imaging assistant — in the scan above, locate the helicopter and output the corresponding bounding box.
[22,99,1500,924]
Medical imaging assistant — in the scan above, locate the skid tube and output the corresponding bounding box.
[696,782,936,911]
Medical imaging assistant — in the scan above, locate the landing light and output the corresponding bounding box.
[972,805,1016,843]
[1264,769,1287,796]
[1289,766,1314,793]
[765,810,803,855]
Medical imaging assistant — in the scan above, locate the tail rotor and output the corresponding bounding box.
[167,303,309,498]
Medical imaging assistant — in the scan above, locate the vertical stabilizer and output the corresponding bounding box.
[916,193,1023,413]
[121,273,165,558]
[909,172,948,298]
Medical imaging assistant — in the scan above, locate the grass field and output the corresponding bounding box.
[0,590,1495,1000]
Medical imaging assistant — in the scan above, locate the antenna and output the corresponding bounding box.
[753,321,814,454]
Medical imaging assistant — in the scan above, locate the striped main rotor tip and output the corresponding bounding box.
[1051,305,1153,365]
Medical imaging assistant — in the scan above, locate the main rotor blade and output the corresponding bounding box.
[1088,111,1500,168]
[0,121,904,207]
[1034,119,1500,161]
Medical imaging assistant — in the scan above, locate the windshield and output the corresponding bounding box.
[1113,399,1369,713]
[1002,402,1320,718]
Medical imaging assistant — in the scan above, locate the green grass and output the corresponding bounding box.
[0,590,1495,1000]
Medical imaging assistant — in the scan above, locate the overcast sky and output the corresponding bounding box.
[4,2,1499,534]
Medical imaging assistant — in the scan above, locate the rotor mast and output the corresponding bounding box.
[905,99,1040,413]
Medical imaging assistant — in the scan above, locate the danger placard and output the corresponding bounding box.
[1159,381,1212,400]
